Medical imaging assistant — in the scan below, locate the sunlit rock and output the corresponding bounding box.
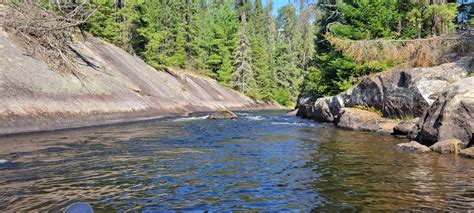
[430,139,463,154]
[207,110,238,120]
[396,141,431,153]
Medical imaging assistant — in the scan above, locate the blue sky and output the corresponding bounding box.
[265,0,314,15]
[267,0,292,15]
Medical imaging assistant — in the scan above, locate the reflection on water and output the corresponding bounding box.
[0,111,473,211]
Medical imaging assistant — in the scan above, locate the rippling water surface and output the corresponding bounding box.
[0,111,473,211]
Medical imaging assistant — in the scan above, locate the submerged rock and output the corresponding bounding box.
[412,77,474,147]
[460,147,474,159]
[393,118,419,135]
[396,141,431,153]
[430,139,463,154]
[336,108,397,133]
[207,110,238,119]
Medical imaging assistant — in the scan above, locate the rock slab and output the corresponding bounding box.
[396,141,431,153]
[336,108,397,134]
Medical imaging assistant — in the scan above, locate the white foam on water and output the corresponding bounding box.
[245,115,265,121]
[172,116,208,122]
[0,159,9,164]
[271,122,313,127]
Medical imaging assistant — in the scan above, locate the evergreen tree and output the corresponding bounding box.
[232,12,254,93]
[194,0,238,82]
[274,4,303,101]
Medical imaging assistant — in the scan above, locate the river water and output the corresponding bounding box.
[0,111,473,211]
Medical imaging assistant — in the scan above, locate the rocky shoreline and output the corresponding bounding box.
[296,57,474,159]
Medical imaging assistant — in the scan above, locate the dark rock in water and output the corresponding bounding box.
[297,93,348,122]
[460,147,474,159]
[65,202,94,213]
[393,118,419,135]
[335,108,397,133]
[207,110,238,119]
[396,141,430,153]
[348,62,469,119]
[430,139,463,154]
[412,77,474,147]
[296,92,317,109]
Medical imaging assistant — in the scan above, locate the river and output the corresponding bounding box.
[0,111,473,211]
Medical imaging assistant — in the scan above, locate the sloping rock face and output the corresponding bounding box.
[348,62,470,119]
[0,30,263,134]
[411,77,474,147]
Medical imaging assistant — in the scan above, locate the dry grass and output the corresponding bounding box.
[326,33,473,68]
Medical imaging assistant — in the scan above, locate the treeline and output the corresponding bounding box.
[84,0,314,106]
[29,0,466,105]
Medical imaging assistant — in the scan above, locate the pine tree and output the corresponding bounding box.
[232,12,254,93]
[274,4,303,101]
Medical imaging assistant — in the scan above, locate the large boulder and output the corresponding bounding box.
[336,108,397,133]
[297,93,348,122]
[430,139,463,154]
[396,141,431,153]
[348,60,470,119]
[412,77,474,147]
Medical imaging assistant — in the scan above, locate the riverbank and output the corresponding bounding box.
[0,29,281,135]
[295,56,474,158]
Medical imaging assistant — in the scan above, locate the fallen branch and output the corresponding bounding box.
[3,0,97,74]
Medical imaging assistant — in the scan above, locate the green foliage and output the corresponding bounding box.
[84,0,123,45]
[274,88,292,107]
[336,0,400,39]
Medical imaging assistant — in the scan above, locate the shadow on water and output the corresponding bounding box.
[0,111,473,211]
